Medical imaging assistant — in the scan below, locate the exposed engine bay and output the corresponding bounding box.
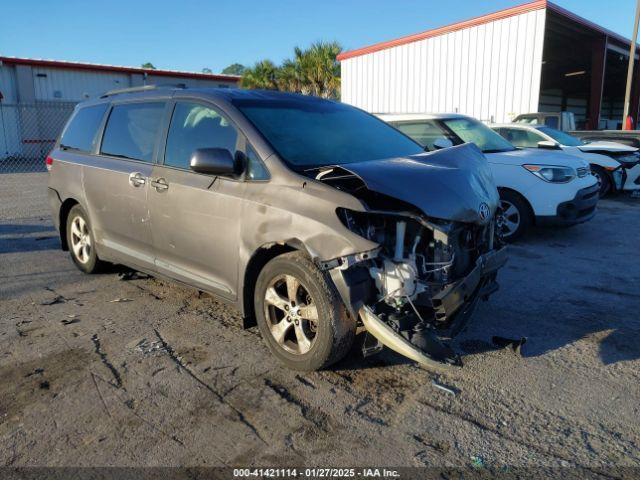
[312,144,508,368]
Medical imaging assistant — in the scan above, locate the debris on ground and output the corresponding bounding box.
[109,297,133,303]
[471,455,486,468]
[41,295,66,305]
[118,271,151,281]
[431,378,459,396]
[39,381,50,390]
[61,318,80,325]
[135,338,165,355]
[492,336,527,356]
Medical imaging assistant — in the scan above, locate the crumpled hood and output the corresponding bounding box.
[340,143,499,225]
[485,147,589,169]
[578,141,638,153]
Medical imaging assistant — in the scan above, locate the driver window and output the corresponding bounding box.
[164,102,238,169]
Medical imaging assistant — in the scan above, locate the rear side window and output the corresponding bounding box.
[60,104,108,152]
[101,102,165,162]
[164,102,238,170]
[393,121,456,150]
[498,128,543,148]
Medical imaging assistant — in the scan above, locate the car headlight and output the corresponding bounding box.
[523,164,576,183]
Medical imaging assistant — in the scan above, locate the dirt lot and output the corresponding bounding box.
[1,173,639,472]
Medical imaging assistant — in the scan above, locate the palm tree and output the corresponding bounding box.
[241,41,343,98]
[241,60,279,90]
[276,58,303,93]
[296,41,342,98]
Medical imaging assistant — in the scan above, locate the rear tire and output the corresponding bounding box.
[498,191,532,242]
[254,251,356,371]
[66,205,106,274]
[591,165,612,197]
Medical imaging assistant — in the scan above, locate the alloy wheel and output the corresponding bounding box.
[70,215,92,264]
[263,274,318,355]
[499,200,521,238]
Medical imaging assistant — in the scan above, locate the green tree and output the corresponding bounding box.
[296,41,342,98]
[241,41,342,98]
[276,58,302,92]
[222,63,247,75]
[201,67,213,73]
[141,62,156,69]
[241,60,278,90]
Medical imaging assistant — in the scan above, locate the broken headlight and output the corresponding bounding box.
[336,208,390,243]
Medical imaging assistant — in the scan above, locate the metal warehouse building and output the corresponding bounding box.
[339,0,639,129]
[0,57,239,171]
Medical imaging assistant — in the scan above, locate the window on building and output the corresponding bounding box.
[101,102,165,162]
[164,102,238,170]
[60,104,108,152]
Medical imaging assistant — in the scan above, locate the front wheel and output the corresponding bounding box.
[497,191,532,242]
[591,165,612,197]
[254,251,356,371]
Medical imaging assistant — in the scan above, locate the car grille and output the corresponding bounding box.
[577,166,590,178]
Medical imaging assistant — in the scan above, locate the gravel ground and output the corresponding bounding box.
[1,173,639,472]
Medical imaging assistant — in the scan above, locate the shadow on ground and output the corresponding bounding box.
[0,224,59,254]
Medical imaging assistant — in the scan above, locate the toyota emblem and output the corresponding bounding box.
[478,202,491,222]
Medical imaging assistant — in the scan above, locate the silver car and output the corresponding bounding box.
[47,86,506,371]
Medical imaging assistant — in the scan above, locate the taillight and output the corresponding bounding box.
[45,156,54,172]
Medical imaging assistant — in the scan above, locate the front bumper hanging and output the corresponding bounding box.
[359,246,508,369]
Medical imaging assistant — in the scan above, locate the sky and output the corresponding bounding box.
[1,0,637,74]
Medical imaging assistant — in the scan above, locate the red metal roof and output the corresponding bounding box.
[337,0,635,61]
[0,56,240,82]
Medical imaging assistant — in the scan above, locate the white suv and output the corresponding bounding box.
[378,114,599,241]
[491,123,640,197]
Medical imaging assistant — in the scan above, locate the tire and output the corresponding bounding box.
[498,190,532,242]
[66,204,106,274]
[254,251,356,371]
[591,165,612,197]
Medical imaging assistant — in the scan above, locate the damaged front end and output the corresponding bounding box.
[316,144,508,369]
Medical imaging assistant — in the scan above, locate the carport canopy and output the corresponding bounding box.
[540,3,639,129]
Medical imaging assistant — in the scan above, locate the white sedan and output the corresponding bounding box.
[378,113,599,241]
[491,123,640,197]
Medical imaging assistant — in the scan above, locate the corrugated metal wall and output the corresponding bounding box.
[29,68,236,102]
[341,9,547,123]
[33,67,131,101]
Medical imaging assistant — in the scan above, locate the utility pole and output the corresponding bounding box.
[623,0,640,130]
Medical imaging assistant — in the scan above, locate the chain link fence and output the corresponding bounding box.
[0,101,75,173]
[0,101,75,220]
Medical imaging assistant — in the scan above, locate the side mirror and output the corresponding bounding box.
[537,140,560,150]
[433,137,454,150]
[190,148,238,176]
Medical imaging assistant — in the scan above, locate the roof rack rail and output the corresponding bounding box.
[100,83,186,98]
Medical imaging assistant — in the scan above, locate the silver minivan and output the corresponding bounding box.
[48,86,507,371]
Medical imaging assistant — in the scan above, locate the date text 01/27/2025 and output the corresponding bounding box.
[233,468,401,478]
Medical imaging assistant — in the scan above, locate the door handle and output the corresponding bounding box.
[128,172,146,187]
[150,177,169,192]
